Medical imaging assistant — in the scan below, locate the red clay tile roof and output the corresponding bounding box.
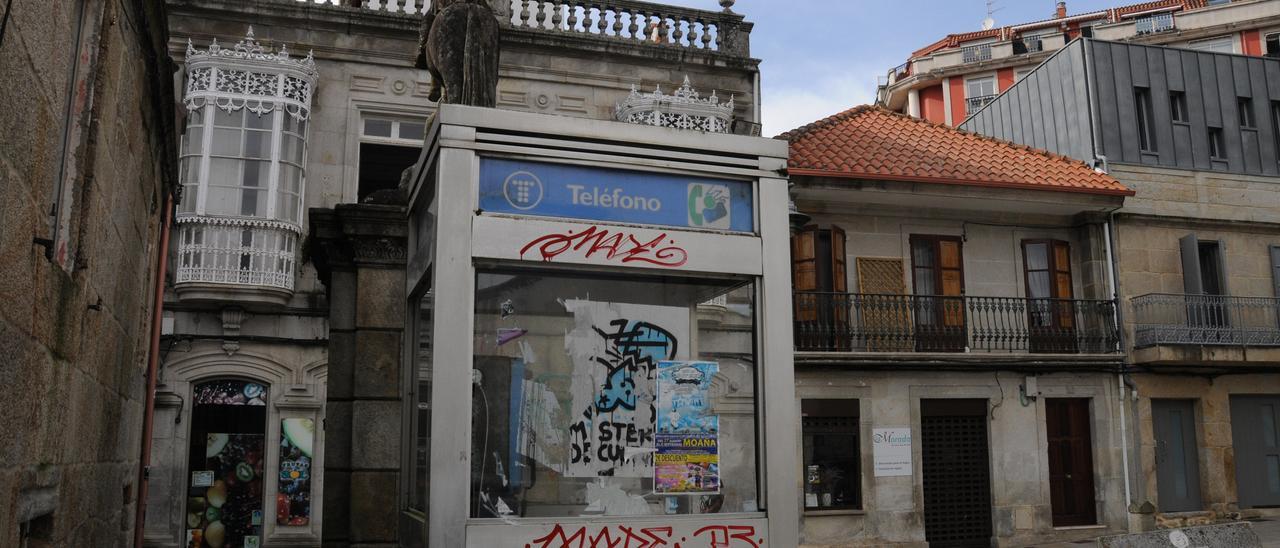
[778,106,1134,197]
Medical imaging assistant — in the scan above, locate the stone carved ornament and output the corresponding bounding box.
[414,0,501,107]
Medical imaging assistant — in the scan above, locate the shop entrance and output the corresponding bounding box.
[184,379,268,548]
[921,399,992,548]
[1231,395,1280,508]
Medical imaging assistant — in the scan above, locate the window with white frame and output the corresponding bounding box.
[174,29,318,296]
[358,114,428,202]
[965,76,997,114]
[1185,35,1235,54]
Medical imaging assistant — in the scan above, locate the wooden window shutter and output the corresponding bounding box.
[1179,234,1204,295]
[792,226,818,292]
[938,239,965,327]
[830,226,848,293]
[1053,241,1075,328]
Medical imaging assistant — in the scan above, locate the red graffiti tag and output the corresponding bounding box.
[519,225,688,268]
[526,523,759,548]
[693,525,761,548]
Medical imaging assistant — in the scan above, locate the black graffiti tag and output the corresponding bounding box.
[569,318,679,471]
[592,320,677,413]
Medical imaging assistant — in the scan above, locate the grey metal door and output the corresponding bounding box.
[1230,396,1280,508]
[1152,399,1202,512]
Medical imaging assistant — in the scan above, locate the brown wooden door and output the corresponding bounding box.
[910,235,966,351]
[1023,240,1077,352]
[1046,398,1097,526]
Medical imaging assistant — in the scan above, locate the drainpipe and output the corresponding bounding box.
[1118,374,1133,506]
[134,191,173,548]
[1105,212,1137,510]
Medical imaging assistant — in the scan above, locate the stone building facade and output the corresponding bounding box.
[146,1,761,547]
[783,106,1135,547]
[964,38,1280,528]
[0,0,178,546]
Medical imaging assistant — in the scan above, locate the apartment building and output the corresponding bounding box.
[965,37,1280,525]
[781,106,1135,547]
[879,0,1280,127]
[145,1,761,547]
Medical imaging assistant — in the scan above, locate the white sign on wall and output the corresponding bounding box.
[872,428,913,477]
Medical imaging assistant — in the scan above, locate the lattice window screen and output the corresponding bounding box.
[856,258,910,351]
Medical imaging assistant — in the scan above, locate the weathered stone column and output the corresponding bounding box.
[309,203,407,548]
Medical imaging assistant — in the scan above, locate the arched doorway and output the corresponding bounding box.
[185,379,269,548]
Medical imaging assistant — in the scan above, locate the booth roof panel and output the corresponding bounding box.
[430,105,789,162]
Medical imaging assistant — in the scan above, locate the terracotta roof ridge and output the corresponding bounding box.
[774,104,877,141]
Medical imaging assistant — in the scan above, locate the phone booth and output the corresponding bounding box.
[405,105,797,547]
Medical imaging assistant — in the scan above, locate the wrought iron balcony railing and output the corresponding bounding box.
[961,44,992,63]
[794,292,1120,354]
[1131,293,1280,348]
[1013,37,1044,54]
[966,94,997,114]
[175,216,299,292]
[1135,13,1175,35]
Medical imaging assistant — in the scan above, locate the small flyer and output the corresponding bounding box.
[654,360,720,494]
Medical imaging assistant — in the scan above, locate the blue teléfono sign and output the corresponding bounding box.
[478,157,754,232]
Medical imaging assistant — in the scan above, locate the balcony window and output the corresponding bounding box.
[1023,240,1080,353]
[911,235,965,351]
[792,225,848,350]
[965,76,997,115]
[1133,229,1280,352]
[174,29,318,300]
[1266,33,1280,58]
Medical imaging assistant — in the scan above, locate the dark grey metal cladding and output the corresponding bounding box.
[962,39,1093,163]
[962,38,1280,177]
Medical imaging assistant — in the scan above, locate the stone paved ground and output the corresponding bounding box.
[1253,519,1280,548]
[1026,519,1280,548]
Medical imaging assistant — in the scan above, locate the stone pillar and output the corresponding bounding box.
[309,203,408,548]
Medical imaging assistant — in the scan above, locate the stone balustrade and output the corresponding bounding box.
[501,0,747,55]
[290,0,751,56]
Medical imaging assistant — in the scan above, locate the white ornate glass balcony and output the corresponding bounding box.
[615,76,734,133]
[175,28,317,306]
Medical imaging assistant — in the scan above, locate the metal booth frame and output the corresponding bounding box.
[404,105,798,547]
